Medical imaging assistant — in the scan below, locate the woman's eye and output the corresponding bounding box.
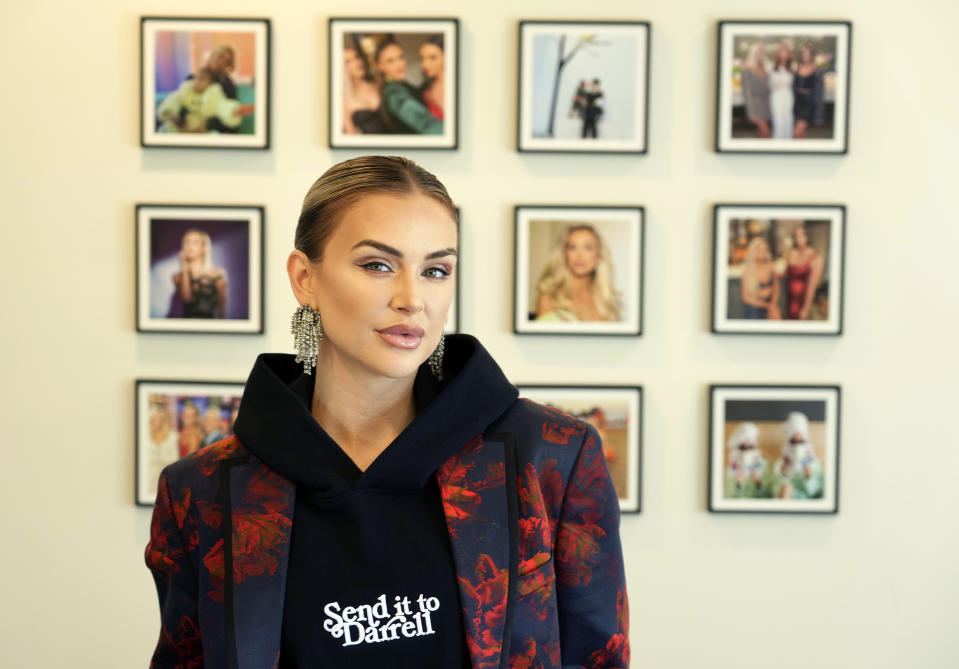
[360,261,391,273]
[423,266,450,279]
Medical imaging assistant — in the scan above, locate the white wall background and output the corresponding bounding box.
[2,1,957,667]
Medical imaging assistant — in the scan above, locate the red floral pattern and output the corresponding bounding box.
[149,407,629,669]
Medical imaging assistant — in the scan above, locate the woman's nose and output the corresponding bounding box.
[389,271,424,314]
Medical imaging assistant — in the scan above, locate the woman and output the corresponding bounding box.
[146,398,179,493]
[724,422,773,499]
[146,156,629,667]
[342,45,384,134]
[176,401,203,458]
[792,42,825,139]
[418,36,445,120]
[375,40,443,135]
[784,224,824,320]
[768,41,795,140]
[172,228,227,319]
[203,45,239,99]
[535,225,621,322]
[739,237,780,320]
[773,412,824,499]
[741,42,771,138]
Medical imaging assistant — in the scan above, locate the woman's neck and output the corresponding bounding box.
[569,273,593,296]
[310,347,416,471]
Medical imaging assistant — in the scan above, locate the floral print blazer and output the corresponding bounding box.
[146,399,630,669]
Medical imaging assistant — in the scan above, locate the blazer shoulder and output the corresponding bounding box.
[161,435,252,488]
[495,398,591,452]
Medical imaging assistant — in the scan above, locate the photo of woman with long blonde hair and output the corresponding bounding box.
[515,206,643,335]
[740,236,780,320]
[172,228,228,319]
[535,224,621,322]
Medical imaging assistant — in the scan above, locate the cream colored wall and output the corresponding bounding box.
[2,1,957,667]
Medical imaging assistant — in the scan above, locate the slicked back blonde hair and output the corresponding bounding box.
[295,155,457,261]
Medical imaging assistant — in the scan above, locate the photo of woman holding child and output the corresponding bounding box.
[141,17,270,148]
[329,19,458,149]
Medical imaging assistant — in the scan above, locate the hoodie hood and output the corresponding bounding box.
[232,334,518,495]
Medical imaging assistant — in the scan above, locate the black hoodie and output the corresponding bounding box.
[232,335,518,667]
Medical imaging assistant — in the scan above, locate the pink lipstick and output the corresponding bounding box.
[376,324,425,350]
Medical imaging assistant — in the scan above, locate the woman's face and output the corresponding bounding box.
[800,45,813,64]
[344,48,366,79]
[376,44,406,81]
[777,43,791,64]
[565,228,600,278]
[181,406,198,427]
[794,226,808,249]
[419,43,444,79]
[209,49,233,74]
[308,193,457,381]
[182,232,206,261]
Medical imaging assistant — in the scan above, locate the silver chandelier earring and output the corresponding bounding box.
[291,304,323,374]
[428,333,445,381]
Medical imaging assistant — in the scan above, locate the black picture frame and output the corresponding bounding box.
[711,203,846,335]
[708,384,841,514]
[517,20,651,154]
[135,203,265,334]
[140,16,271,149]
[514,205,644,336]
[135,379,245,506]
[329,17,459,150]
[715,20,852,154]
[518,385,643,513]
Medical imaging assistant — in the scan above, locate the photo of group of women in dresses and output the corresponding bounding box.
[709,386,840,513]
[330,19,457,149]
[136,381,244,505]
[520,386,642,512]
[713,204,845,335]
[716,21,850,153]
[136,205,263,334]
[515,206,644,335]
[518,21,649,153]
[141,18,270,148]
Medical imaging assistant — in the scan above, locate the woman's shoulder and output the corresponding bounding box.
[161,435,250,487]
[496,397,592,451]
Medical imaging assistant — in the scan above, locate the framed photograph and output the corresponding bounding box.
[140,17,270,149]
[514,206,643,335]
[715,20,851,154]
[712,204,845,335]
[136,204,264,334]
[519,385,642,513]
[329,18,458,149]
[518,21,650,153]
[709,385,841,514]
[136,379,245,506]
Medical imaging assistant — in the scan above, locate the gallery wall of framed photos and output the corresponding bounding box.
[4,0,958,667]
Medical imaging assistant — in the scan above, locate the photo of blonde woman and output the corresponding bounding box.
[535,224,620,322]
[712,204,845,335]
[515,206,643,335]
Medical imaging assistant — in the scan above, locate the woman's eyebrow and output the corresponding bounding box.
[425,248,457,260]
[352,239,457,260]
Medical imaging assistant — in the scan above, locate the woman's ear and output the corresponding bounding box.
[287,250,317,308]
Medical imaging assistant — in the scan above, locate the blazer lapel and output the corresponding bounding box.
[222,456,295,669]
[437,433,519,669]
